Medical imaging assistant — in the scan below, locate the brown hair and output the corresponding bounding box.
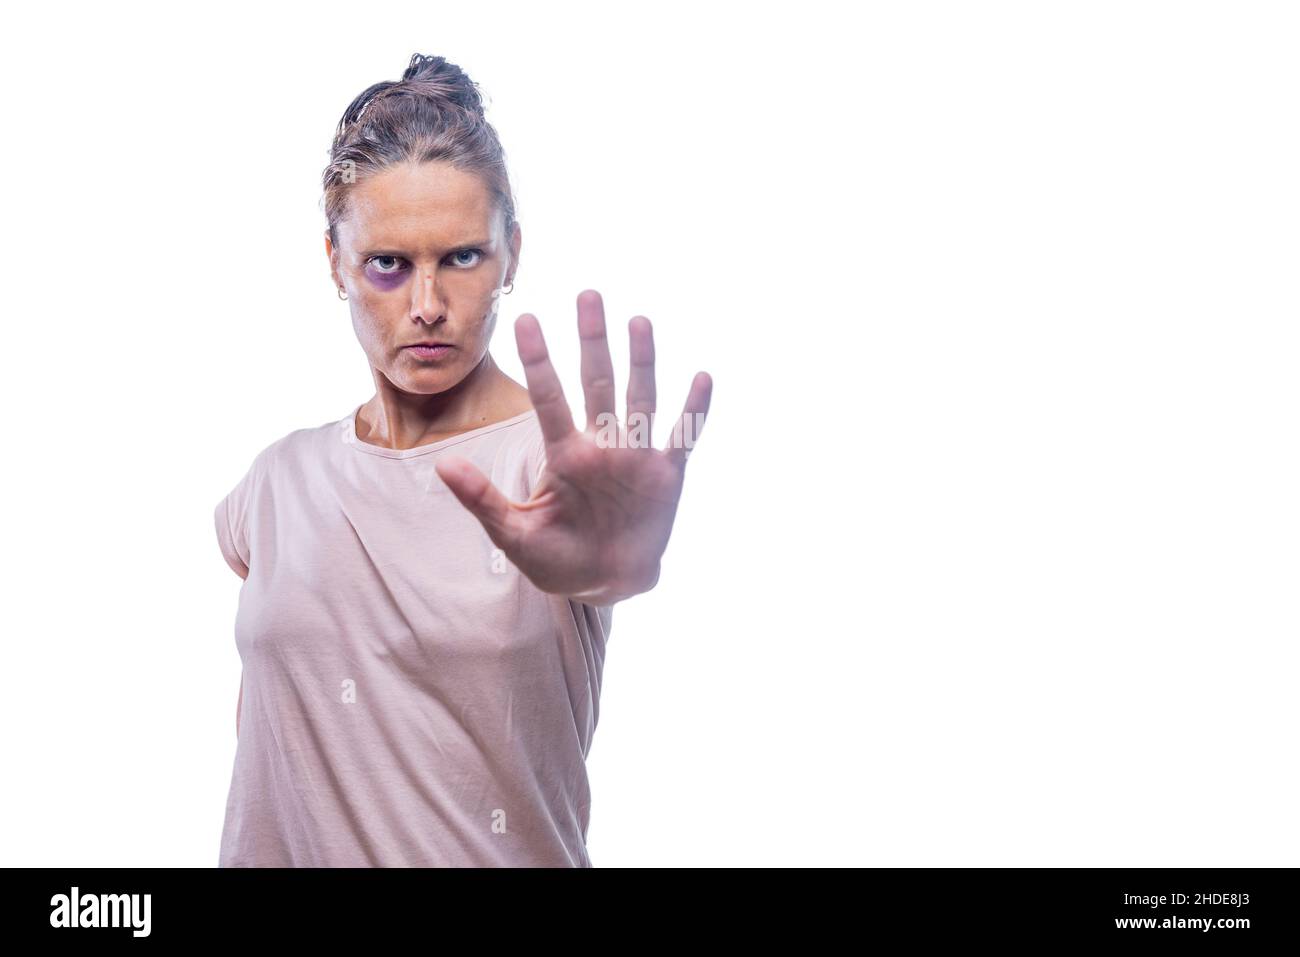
[321,53,517,249]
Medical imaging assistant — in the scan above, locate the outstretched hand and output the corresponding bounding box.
[433,289,712,605]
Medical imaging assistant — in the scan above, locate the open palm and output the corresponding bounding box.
[434,289,712,605]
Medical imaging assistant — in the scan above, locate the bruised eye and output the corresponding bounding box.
[366,255,406,274]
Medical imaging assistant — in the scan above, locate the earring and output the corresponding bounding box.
[503,280,514,295]
[337,286,348,301]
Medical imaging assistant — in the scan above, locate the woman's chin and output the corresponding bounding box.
[392,370,462,395]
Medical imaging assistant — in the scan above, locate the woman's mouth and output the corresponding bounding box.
[404,344,454,360]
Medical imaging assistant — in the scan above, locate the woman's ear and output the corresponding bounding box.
[324,229,342,288]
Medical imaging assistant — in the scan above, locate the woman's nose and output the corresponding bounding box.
[411,269,446,322]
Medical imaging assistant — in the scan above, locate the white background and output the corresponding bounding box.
[1,1,1296,866]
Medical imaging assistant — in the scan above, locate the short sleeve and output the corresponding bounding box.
[214,494,248,579]
[214,450,267,580]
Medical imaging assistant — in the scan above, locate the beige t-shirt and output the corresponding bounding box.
[213,404,613,867]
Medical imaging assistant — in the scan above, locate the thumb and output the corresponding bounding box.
[434,455,516,547]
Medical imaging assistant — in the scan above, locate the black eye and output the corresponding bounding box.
[368,256,404,273]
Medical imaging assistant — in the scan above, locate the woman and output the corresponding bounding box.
[214,53,712,867]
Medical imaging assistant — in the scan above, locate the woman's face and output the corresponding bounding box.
[326,160,520,395]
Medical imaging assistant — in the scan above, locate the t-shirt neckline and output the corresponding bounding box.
[340,403,538,459]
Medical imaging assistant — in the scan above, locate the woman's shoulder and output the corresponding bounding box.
[236,409,351,478]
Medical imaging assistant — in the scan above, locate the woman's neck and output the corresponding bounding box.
[357,353,533,451]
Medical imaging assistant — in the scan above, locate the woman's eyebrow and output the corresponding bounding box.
[358,239,493,258]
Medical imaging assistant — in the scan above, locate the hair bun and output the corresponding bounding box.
[397,53,485,118]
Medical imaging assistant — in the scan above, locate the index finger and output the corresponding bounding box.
[514,313,576,445]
